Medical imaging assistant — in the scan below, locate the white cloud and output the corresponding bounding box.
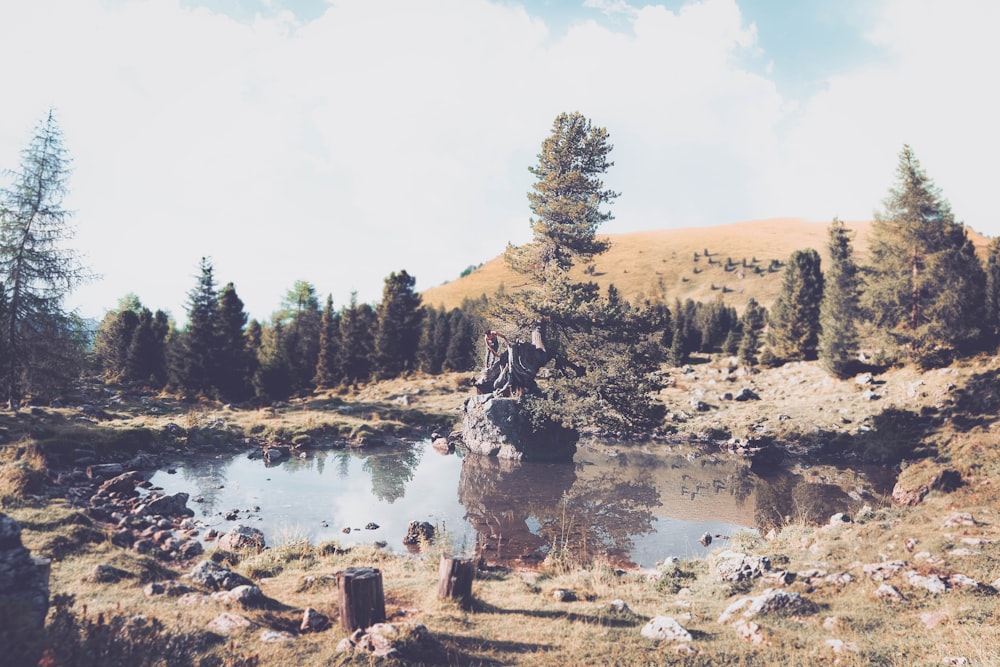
[0,0,995,324]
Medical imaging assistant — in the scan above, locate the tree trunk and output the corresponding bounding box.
[336,566,386,631]
[436,555,474,609]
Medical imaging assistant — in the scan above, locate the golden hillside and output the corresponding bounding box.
[422,217,991,312]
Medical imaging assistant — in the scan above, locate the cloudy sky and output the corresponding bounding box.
[1,0,996,324]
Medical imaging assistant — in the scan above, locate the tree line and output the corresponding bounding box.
[3,110,998,423]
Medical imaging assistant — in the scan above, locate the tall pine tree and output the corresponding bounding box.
[984,237,1000,350]
[819,219,862,378]
[864,145,986,366]
[374,270,423,380]
[314,294,342,388]
[768,248,823,362]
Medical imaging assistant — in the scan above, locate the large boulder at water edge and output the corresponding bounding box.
[0,513,50,628]
[460,395,577,462]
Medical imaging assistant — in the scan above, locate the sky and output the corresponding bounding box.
[1,0,997,324]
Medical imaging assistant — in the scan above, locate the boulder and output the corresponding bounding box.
[0,513,50,628]
[402,520,435,546]
[301,607,330,632]
[718,588,817,623]
[217,525,266,552]
[640,616,693,642]
[460,395,577,462]
[140,492,194,518]
[713,550,771,582]
[188,560,254,591]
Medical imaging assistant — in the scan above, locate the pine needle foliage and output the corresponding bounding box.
[491,112,664,434]
[768,248,823,362]
[819,219,862,378]
[863,145,986,367]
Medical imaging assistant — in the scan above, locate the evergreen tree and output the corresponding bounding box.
[374,269,423,379]
[819,219,862,378]
[768,248,824,362]
[314,294,342,388]
[215,282,253,402]
[417,306,445,374]
[174,257,221,397]
[737,298,767,367]
[492,112,663,433]
[93,306,140,381]
[253,320,293,403]
[864,145,986,366]
[984,237,1000,349]
[276,280,321,393]
[339,292,376,384]
[443,309,476,372]
[0,110,90,409]
[125,307,168,387]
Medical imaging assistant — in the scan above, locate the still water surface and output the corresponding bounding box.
[149,440,889,568]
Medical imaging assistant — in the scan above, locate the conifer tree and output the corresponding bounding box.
[768,248,823,362]
[276,281,321,393]
[253,320,293,402]
[819,219,862,378]
[314,294,342,388]
[443,309,476,372]
[339,292,376,385]
[417,307,445,374]
[0,110,90,408]
[984,237,1000,349]
[174,257,221,397]
[864,145,986,366]
[374,270,423,379]
[93,306,140,381]
[215,282,253,402]
[492,112,663,433]
[737,298,767,367]
[125,307,168,387]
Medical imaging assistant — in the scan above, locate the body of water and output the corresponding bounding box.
[148,440,889,568]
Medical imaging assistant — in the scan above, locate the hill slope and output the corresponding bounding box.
[422,217,991,312]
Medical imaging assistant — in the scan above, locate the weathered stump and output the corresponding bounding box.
[336,566,386,631]
[437,555,474,609]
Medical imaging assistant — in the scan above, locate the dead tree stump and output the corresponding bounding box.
[437,555,474,609]
[336,566,386,631]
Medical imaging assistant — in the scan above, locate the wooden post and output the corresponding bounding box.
[336,566,386,631]
[437,554,475,609]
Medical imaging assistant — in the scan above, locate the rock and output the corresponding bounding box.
[734,387,759,401]
[365,522,379,530]
[301,607,330,633]
[144,581,197,597]
[218,525,266,552]
[718,588,817,623]
[402,520,435,546]
[699,532,713,547]
[177,539,204,560]
[863,560,908,581]
[609,599,630,614]
[207,612,253,635]
[640,616,693,642]
[87,463,126,479]
[95,471,144,497]
[826,639,859,655]
[139,492,194,518]
[260,630,294,643]
[551,589,576,602]
[338,622,441,660]
[188,560,254,591]
[86,563,130,583]
[211,584,266,608]
[905,571,948,594]
[734,619,769,645]
[828,512,852,525]
[942,512,977,528]
[0,514,51,629]
[263,446,289,463]
[460,396,577,462]
[714,550,771,582]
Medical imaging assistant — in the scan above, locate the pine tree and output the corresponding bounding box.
[339,292,376,385]
[768,248,823,362]
[492,112,664,433]
[985,237,1000,349]
[125,307,168,387]
[314,294,342,388]
[737,298,767,367]
[864,145,986,366]
[374,270,423,379]
[276,281,321,393]
[253,320,293,403]
[93,306,140,381]
[819,219,862,378]
[416,306,444,374]
[443,309,476,372]
[174,257,221,397]
[0,110,90,409]
[215,282,253,402]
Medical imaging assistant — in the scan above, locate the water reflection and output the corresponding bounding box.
[148,440,889,568]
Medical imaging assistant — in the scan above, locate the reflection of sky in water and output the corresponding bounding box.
[148,441,878,568]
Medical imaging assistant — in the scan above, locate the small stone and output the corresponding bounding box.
[640,616,693,643]
[609,599,630,614]
[207,612,252,635]
[259,630,294,643]
[875,584,904,602]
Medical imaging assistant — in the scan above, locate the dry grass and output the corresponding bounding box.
[422,217,991,313]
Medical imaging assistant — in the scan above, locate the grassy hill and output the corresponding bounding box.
[423,217,992,312]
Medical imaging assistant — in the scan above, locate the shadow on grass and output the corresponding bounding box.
[469,598,644,629]
[946,367,1000,432]
[432,630,556,666]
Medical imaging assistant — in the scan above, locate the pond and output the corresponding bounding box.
[148,440,892,569]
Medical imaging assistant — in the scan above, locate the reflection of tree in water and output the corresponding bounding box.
[752,470,855,533]
[540,471,660,565]
[362,445,423,504]
[176,456,231,517]
[458,455,659,566]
